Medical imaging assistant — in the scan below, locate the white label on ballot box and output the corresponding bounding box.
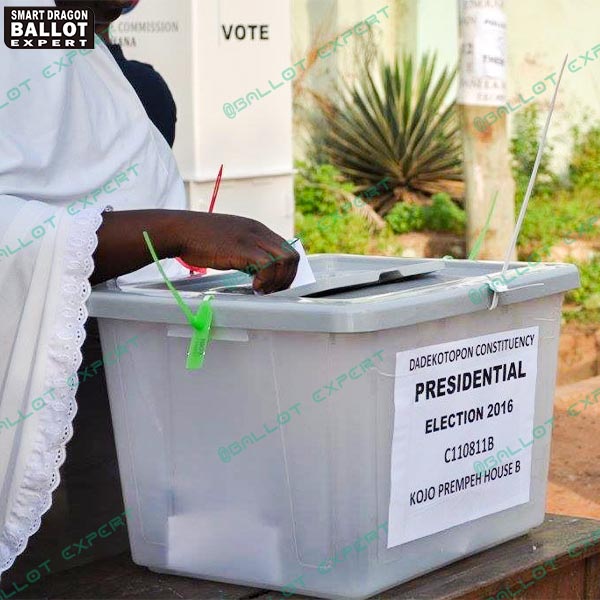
[387,327,539,547]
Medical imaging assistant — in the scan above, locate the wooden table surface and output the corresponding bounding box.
[6,514,600,600]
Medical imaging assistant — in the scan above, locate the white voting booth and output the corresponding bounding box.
[112,0,294,237]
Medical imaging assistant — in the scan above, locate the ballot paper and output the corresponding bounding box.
[167,510,283,581]
[290,239,316,289]
[253,238,315,296]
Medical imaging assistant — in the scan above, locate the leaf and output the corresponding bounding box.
[315,53,462,216]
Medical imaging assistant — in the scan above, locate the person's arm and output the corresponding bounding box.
[92,210,299,294]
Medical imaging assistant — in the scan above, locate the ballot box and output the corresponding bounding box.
[88,256,578,599]
[111,0,294,236]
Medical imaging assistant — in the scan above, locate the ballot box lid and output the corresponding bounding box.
[88,255,579,333]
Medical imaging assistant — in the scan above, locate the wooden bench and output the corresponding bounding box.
[6,514,600,599]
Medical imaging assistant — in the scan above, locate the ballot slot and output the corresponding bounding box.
[267,261,446,298]
[203,262,446,298]
[302,273,433,298]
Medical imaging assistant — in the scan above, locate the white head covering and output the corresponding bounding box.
[0,0,186,575]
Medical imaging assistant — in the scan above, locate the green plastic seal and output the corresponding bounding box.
[143,231,213,370]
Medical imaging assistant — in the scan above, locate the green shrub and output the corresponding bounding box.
[294,161,356,216]
[566,259,600,306]
[570,123,600,192]
[423,193,466,234]
[294,161,406,256]
[385,203,426,234]
[517,187,600,252]
[385,193,466,235]
[295,211,372,254]
[510,104,559,201]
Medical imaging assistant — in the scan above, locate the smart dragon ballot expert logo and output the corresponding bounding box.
[4,6,95,49]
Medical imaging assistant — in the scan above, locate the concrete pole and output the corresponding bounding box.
[458,0,515,260]
[461,106,516,260]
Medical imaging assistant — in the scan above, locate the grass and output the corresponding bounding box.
[563,259,600,323]
[517,187,600,256]
[514,187,600,323]
[510,107,600,324]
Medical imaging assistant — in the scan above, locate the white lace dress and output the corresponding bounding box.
[0,0,187,576]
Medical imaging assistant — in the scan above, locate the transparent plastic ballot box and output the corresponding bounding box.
[88,255,579,600]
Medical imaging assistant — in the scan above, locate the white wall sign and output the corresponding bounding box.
[114,0,294,235]
[458,0,507,106]
[387,327,539,548]
[114,0,293,181]
[221,24,270,40]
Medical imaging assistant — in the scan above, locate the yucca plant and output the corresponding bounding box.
[315,53,463,216]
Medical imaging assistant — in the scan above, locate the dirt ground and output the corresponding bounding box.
[547,373,600,519]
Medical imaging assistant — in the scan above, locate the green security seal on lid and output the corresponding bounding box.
[143,231,213,370]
